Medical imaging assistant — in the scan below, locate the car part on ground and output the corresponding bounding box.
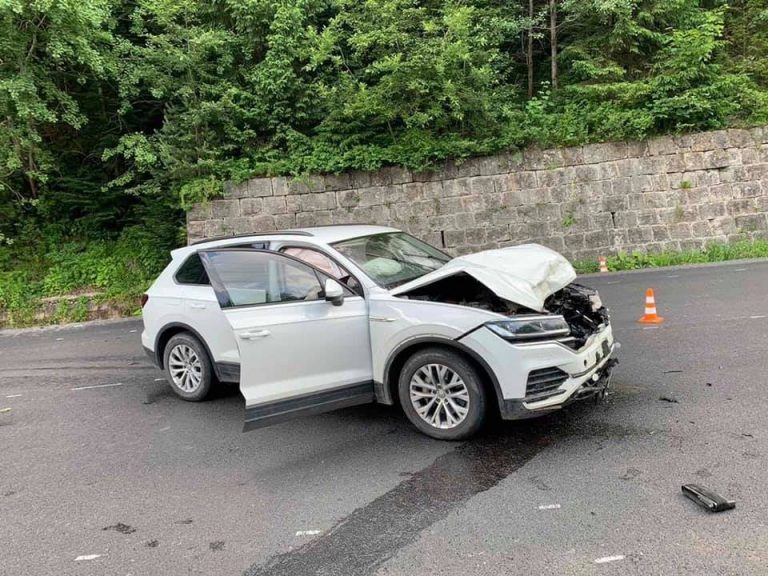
[681,484,736,512]
[163,332,214,401]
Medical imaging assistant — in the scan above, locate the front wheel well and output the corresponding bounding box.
[384,340,501,415]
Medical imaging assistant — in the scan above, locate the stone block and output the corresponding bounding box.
[420,180,444,199]
[630,175,653,192]
[741,147,759,165]
[669,223,692,239]
[442,178,471,197]
[337,189,362,208]
[403,182,425,202]
[733,182,763,198]
[204,219,229,238]
[272,177,290,196]
[240,197,264,216]
[735,213,768,232]
[703,149,739,169]
[262,196,287,214]
[573,165,601,182]
[187,203,211,221]
[437,197,464,216]
[248,178,273,197]
[582,141,627,164]
[682,152,706,172]
[296,211,331,227]
[211,199,240,219]
[627,227,653,243]
[614,211,638,229]
[227,181,250,199]
[274,214,297,229]
[643,193,667,209]
[323,173,353,191]
[647,135,677,156]
[469,176,496,196]
[299,191,337,211]
[186,220,205,241]
[443,229,466,247]
[727,129,753,147]
[465,228,488,246]
[636,209,660,226]
[651,226,669,241]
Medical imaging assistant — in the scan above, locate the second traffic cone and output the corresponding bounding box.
[599,256,608,273]
[638,288,664,324]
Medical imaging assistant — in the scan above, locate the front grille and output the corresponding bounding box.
[525,367,569,400]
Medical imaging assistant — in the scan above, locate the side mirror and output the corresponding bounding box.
[324,278,345,306]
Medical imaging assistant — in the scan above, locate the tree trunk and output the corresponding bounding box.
[550,0,558,90]
[527,0,534,98]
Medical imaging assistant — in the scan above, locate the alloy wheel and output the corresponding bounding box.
[168,344,203,393]
[409,363,470,429]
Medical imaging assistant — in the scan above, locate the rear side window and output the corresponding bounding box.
[175,253,210,285]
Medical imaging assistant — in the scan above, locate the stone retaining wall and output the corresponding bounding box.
[188,127,768,262]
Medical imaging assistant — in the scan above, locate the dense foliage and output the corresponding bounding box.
[1,0,768,325]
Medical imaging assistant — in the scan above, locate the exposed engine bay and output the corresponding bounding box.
[544,283,610,348]
[399,273,608,349]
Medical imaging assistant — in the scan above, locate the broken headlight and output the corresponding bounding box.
[486,315,570,341]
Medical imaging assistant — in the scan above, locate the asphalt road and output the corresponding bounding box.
[2,260,768,575]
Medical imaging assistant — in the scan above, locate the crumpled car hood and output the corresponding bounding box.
[390,244,577,312]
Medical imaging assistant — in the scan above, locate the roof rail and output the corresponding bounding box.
[190,230,313,246]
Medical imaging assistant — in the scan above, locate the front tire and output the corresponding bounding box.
[163,333,213,401]
[398,348,487,440]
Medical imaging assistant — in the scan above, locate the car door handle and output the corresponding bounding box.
[189,303,207,309]
[239,330,271,340]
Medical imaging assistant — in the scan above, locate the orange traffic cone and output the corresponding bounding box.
[599,256,608,273]
[638,288,664,324]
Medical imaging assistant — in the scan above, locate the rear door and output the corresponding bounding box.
[199,249,373,430]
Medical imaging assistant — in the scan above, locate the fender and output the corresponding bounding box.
[378,335,505,411]
[153,322,238,383]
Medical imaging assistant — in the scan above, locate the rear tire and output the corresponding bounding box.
[398,348,487,440]
[163,332,213,401]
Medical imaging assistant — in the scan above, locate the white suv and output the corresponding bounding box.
[141,225,617,440]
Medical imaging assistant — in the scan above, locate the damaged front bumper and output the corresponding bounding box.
[458,322,619,421]
[501,353,619,420]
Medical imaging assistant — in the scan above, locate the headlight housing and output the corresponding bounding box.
[486,315,570,341]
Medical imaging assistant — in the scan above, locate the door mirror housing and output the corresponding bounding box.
[324,278,345,306]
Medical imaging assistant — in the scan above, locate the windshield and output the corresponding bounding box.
[332,232,451,289]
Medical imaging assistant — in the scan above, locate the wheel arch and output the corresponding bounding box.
[380,337,504,415]
[154,322,217,376]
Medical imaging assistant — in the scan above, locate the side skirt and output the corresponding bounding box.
[243,382,375,432]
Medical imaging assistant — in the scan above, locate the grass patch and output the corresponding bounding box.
[574,240,768,274]
[0,226,173,329]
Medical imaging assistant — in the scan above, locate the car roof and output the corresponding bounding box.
[178,224,399,258]
[290,224,398,244]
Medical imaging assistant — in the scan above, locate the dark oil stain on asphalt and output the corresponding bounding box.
[242,408,649,576]
[210,541,226,551]
[243,420,558,576]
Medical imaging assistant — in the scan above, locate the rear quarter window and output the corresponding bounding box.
[175,253,210,285]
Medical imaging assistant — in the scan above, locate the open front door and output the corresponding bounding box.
[199,248,373,431]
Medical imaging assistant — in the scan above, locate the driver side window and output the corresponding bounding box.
[281,246,363,295]
[205,250,325,308]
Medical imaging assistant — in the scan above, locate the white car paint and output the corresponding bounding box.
[390,244,577,312]
[141,225,617,431]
